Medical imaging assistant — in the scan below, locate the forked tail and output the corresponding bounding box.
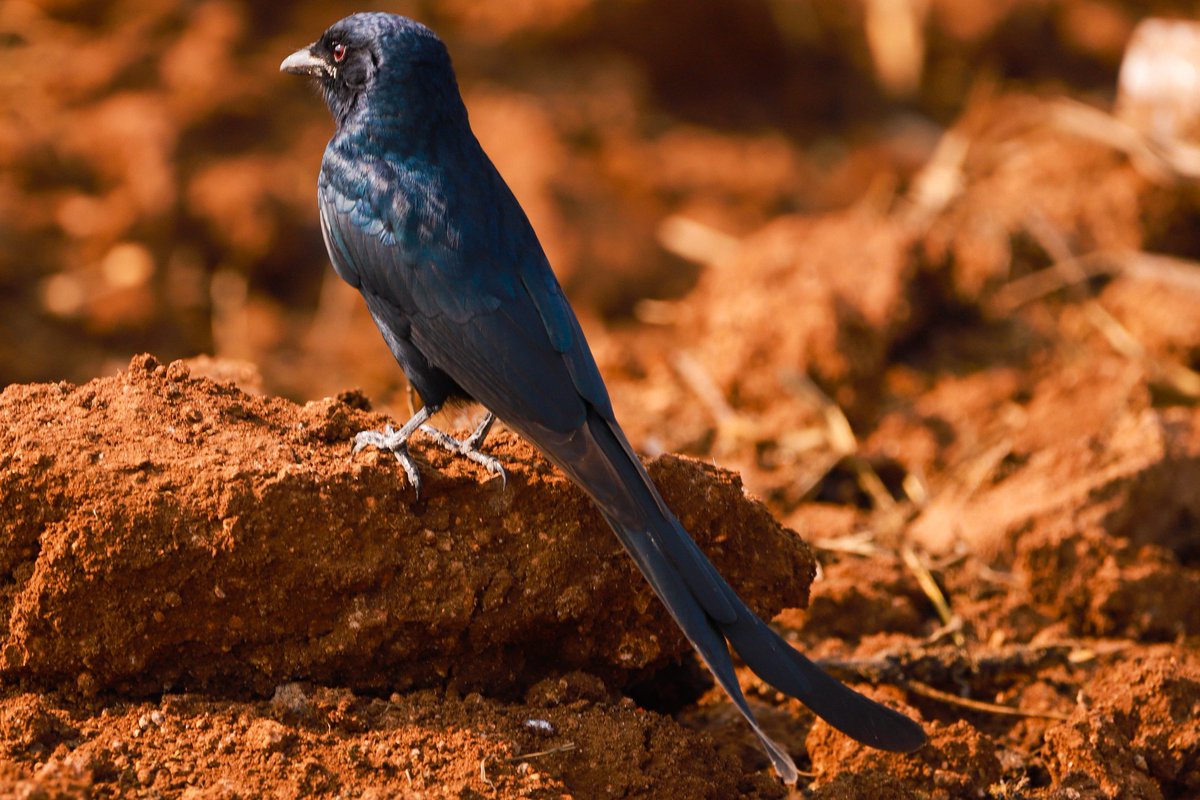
[533,408,927,782]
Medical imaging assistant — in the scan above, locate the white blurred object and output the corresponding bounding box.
[1117,18,1200,141]
[865,0,929,98]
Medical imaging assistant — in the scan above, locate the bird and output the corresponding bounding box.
[281,12,926,783]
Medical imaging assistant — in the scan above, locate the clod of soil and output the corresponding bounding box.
[807,717,1002,799]
[908,355,1200,558]
[1043,650,1200,798]
[0,354,814,700]
[679,207,916,412]
[917,94,1149,302]
[594,206,919,511]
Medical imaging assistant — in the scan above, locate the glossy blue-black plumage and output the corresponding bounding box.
[288,13,926,782]
[314,17,610,431]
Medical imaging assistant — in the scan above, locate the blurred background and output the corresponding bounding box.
[8,6,1200,794]
[0,0,1194,411]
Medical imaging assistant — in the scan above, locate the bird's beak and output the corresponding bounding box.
[280,44,328,77]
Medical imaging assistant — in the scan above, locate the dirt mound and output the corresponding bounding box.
[0,354,812,700]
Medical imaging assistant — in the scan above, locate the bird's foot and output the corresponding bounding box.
[419,423,507,487]
[353,425,423,497]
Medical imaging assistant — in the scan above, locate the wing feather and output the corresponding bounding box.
[318,144,611,431]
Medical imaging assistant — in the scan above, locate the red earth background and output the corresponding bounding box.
[3,0,1200,797]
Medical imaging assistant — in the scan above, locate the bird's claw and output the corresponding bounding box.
[352,425,422,498]
[464,448,507,488]
[394,450,423,499]
[352,424,398,454]
[418,423,506,487]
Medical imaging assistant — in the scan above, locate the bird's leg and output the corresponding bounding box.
[418,412,506,486]
[352,405,432,496]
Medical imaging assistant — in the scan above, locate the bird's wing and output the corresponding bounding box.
[318,147,613,434]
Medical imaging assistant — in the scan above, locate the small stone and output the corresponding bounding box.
[166,361,191,382]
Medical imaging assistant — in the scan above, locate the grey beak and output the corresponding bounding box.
[280,44,328,76]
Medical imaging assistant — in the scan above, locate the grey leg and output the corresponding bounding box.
[419,412,506,486]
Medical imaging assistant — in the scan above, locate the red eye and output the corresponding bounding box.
[332,42,347,62]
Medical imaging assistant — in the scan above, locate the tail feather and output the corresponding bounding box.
[603,507,800,783]
[532,408,927,781]
[718,601,928,752]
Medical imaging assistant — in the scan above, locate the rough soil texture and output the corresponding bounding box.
[0,684,767,799]
[0,355,810,702]
[6,1,1200,799]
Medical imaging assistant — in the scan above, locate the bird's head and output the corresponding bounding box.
[280,13,459,129]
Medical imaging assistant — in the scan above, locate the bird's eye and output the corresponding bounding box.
[332,42,347,63]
